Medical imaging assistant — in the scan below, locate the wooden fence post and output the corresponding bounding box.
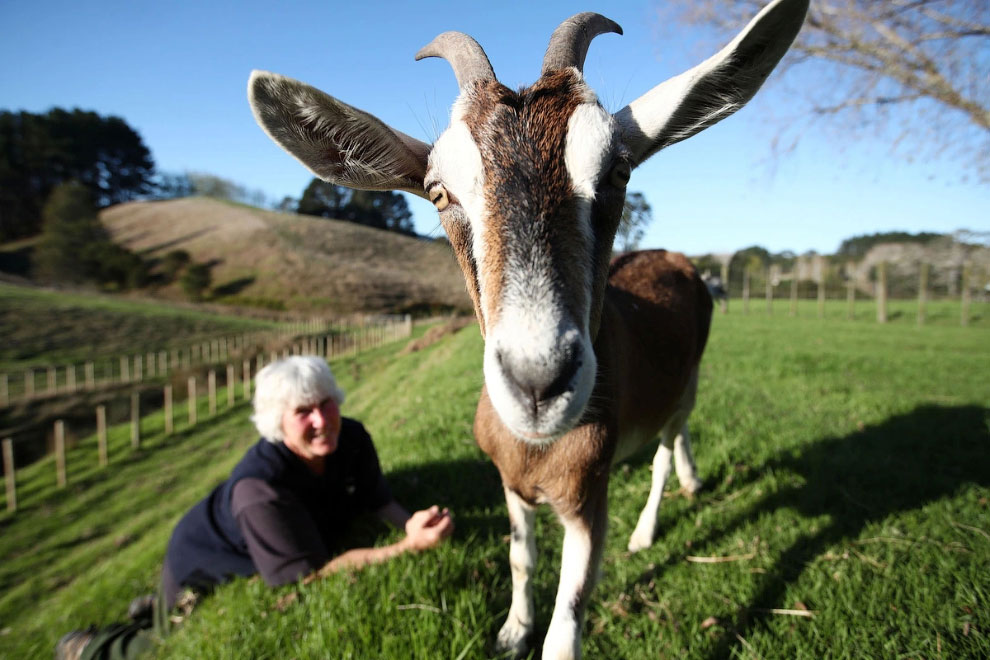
[742,267,750,315]
[134,355,143,382]
[131,391,140,449]
[243,361,252,401]
[817,276,826,319]
[789,278,798,316]
[164,385,173,435]
[188,377,197,426]
[918,262,929,326]
[765,269,773,315]
[120,356,130,383]
[961,263,971,327]
[876,261,888,324]
[720,262,729,314]
[3,438,15,512]
[227,365,235,408]
[208,370,217,416]
[846,280,856,320]
[85,362,95,390]
[55,420,66,487]
[97,405,108,467]
[66,365,76,393]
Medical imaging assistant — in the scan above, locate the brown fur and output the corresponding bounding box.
[475,249,712,517]
[460,72,592,328]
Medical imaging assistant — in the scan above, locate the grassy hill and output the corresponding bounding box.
[100,198,471,315]
[1,313,988,659]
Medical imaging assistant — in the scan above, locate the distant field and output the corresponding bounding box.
[721,296,988,328]
[0,282,277,370]
[1,314,987,659]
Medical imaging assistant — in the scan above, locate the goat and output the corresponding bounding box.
[248,1,807,657]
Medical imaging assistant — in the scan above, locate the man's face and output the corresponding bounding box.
[281,396,342,462]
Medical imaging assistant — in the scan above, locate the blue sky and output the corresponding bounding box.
[2,0,987,255]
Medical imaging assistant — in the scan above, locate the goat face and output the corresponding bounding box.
[427,71,628,442]
[249,0,809,445]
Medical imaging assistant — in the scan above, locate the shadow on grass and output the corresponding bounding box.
[386,457,506,534]
[625,404,989,658]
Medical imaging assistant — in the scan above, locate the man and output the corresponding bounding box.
[57,355,454,659]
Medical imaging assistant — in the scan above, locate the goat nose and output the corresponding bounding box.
[496,341,582,412]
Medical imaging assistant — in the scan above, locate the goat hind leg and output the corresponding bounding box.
[627,433,674,552]
[673,423,702,496]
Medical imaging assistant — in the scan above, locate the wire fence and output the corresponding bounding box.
[708,260,988,326]
[1,314,412,513]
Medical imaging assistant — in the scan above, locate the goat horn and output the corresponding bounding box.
[542,12,622,76]
[415,31,495,90]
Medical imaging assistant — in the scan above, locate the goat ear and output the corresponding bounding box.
[615,0,808,167]
[249,71,431,198]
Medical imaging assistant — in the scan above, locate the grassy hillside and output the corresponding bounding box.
[100,198,471,315]
[0,281,277,372]
[1,315,988,658]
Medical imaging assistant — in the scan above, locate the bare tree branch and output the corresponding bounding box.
[661,0,989,179]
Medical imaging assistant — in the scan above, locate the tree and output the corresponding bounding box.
[33,181,105,283]
[297,178,417,235]
[615,192,653,252]
[275,196,298,213]
[161,249,191,282]
[33,180,147,288]
[155,172,195,199]
[298,179,350,218]
[663,0,989,179]
[180,262,212,301]
[0,108,156,240]
[836,230,943,260]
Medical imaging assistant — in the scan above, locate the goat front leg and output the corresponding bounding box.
[542,489,608,660]
[496,487,537,657]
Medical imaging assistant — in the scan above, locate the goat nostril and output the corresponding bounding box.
[497,343,582,411]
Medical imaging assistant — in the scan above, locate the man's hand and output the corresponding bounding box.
[403,505,454,551]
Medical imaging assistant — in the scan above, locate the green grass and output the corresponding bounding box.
[1,314,988,659]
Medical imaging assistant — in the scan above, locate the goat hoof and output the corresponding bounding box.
[495,620,531,658]
[627,529,653,553]
[680,478,703,498]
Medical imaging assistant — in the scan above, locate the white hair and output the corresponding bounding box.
[251,355,346,442]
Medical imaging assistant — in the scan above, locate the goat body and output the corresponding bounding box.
[475,249,711,657]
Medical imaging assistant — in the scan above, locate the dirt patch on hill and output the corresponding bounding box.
[401,317,476,354]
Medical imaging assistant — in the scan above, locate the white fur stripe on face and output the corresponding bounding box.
[428,114,489,317]
[564,102,615,327]
[564,103,616,200]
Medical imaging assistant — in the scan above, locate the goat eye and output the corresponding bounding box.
[429,185,450,211]
[608,162,631,188]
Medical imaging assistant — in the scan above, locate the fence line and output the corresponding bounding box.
[719,261,986,325]
[0,315,413,408]
[0,315,413,514]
